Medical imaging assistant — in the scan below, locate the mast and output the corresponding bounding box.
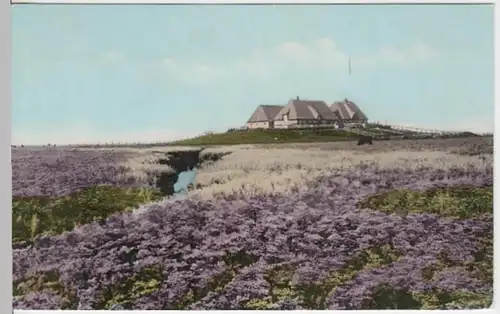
[348,55,351,75]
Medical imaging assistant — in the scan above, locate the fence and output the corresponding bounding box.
[368,121,466,136]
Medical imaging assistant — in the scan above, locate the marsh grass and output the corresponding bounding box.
[116,146,248,186]
[191,149,491,201]
[118,152,176,185]
[12,185,165,244]
[98,139,492,201]
[358,186,493,220]
[95,266,164,310]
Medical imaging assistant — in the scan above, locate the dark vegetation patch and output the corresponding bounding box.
[91,249,258,310]
[355,185,493,309]
[361,285,492,310]
[244,238,493,310]
[174,269,234,310]
[12,186,164,246]
[244,244,401,310]
[175,250,260,309]
[421,223,493,287]
[14,235,492,310]
[358,247,493,309]
[95,266,164,310]
[13,269,78,310]
[358,186,493,220]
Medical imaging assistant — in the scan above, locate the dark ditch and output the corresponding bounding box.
[155,149,231,196]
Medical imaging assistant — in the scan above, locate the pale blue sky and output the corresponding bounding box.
[12,4,494,145]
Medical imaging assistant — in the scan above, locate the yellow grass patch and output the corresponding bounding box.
[190,148,491,200]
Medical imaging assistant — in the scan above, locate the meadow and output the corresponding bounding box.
[12,137,493,310]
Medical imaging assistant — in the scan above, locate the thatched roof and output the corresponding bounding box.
[274,98,340,121]
[329,99,368,121]
[247,105,284,123]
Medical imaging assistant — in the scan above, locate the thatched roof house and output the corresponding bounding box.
[246,105,284,129]
[328,98,368,122]
[273,97,344,128]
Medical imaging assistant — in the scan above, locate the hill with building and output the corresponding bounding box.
[170,96,481,146]
[246,97,368,130]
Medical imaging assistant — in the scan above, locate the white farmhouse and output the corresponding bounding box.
[273,97,344,129]
[246,105,284,129]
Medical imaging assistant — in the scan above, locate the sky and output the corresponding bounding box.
[12,4,494,145]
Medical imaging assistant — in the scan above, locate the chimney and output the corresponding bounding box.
[344,98,348,103]
[296,96,300,100]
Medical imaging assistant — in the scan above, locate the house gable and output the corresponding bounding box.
[329,99,368,121]
[247,105,284,123]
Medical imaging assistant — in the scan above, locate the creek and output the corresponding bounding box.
[173,167,198,194]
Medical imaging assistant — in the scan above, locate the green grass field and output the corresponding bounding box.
[12,186,164,245]
[171,129,360,146]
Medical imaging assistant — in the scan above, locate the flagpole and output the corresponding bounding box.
[348,56,351,75]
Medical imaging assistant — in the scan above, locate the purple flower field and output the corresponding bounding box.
[12,148,139,198]
[12,139,494,310]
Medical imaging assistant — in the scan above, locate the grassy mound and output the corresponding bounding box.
[171,129,359,146]
[358,186,493,220]
[12,185,165,245]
